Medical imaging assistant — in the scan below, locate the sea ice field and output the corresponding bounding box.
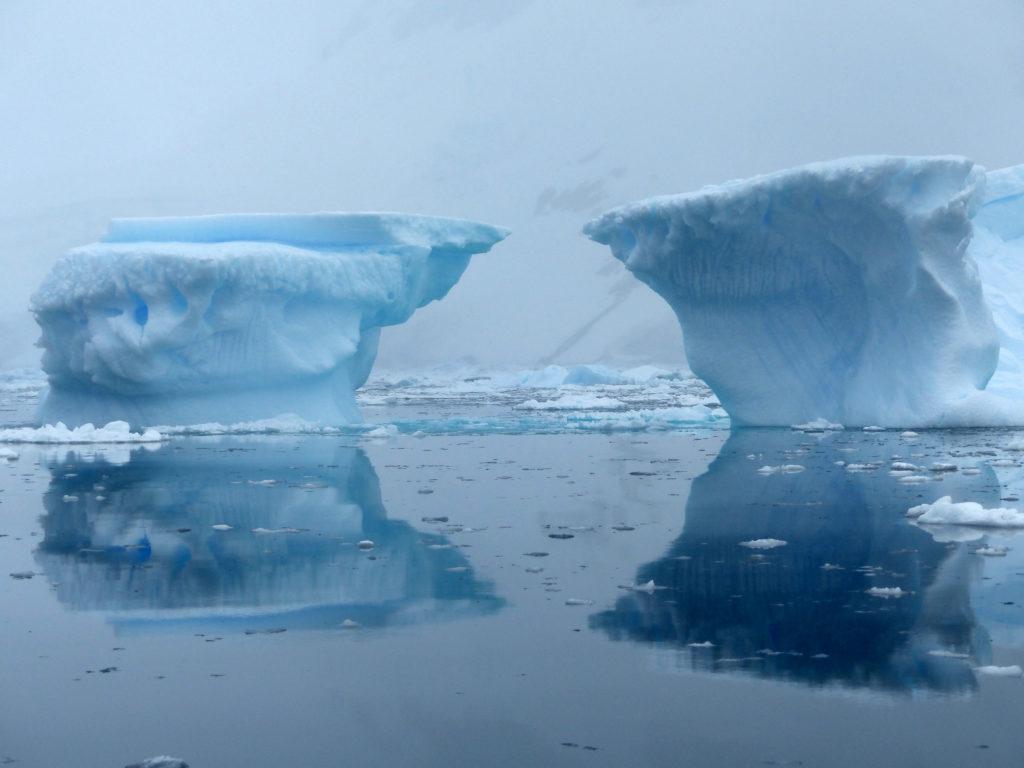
[4,368,1024,767]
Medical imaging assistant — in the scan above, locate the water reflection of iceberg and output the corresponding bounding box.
[35,440,502,632]
[592,429,1000,693]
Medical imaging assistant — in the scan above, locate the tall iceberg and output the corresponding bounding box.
[971,164,1024,399]
[585,156,1013,427]
[31,213,508,427]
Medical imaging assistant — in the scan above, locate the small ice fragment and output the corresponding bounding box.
[907,496,1024,527]
[445,566,468,573]
[62,494,78,502]
[862,425,885,432]
[9,571,34,579]
[248,479,279,486]
[633,580,657,593]
[0,447,18,460]
[821,563,844,571]
[565,598,594,606]
[688,641,715,648]
[928,649,970,659]
[124,758,190,768]
[962,468,981,475]
[365,424,399,438]
[891,462,919,471]
[780,464,804,473]
[898,475,931,484]
[211,524,233,531]
[974,546,1009,557]
[341,619,361,629]
[930,463,958,472]
[357,540,375,550]
[976,665,1023,677]
[739,538,787,550]
[791,418,844,432]
[901,431,919,438]
[867,587,906,598]
[251,527,301,534]
[756,466,779,475]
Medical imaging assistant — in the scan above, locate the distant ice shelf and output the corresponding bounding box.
[31,213,508,428]
[586,156,1024,427]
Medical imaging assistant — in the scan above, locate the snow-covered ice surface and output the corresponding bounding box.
[5,384,1024,767]
[31,213,508,428]
[586,156,1024,428]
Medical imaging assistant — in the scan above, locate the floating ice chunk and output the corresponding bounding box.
[930,463,958,472]
[866,587,906,598]
[585,157,999,427]
[897,474,931,484]
[974,546,1009,556]
[514,394,624,411]
[565,598,595,606]
[780,464,805,473]
[891,462,920,472]
[976,665,1023,677]
[251,527,301,534]
[687,641,715,648]
[357,540,375,550]
[632,580,657,593]
[900,431,920,438]
[364,424,400,438]
[341,619,361,629]
[211,524,233,531]
[928,649,970,659]
[739,538,787,550]
[0,447,18,460]
[791,418,844,432]
[862,425,886,432]
[756,465,780,475]
[907,496,1024,527]
[124,758,189,768]
[31,213,508,428]
[0,420,163,444]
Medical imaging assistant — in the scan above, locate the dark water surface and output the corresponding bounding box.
[3,427,1024,766]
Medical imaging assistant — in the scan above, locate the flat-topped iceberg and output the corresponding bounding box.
[32,213,508,427]
[585,156,1016,427]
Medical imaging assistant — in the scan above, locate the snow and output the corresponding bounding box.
[907,496,1024,528]
[585,156,1006,427]
[0,420,163,444]
[31,213,508,428]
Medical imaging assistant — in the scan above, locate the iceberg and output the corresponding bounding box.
[31,213,508,427]
[971,164,1024,398]
[585,156,1012,427]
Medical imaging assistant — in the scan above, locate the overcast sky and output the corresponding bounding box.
[1,0,1022,371]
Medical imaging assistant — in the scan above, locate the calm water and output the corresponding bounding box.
[3,384,1024,766]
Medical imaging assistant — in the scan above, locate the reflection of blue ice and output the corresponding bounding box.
[35,440,502,633]
[592,429,1002,693]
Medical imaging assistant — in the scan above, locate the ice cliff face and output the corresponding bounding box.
[31,213,508,427]
[585,157,1006,427]
[971,165,1024,399]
